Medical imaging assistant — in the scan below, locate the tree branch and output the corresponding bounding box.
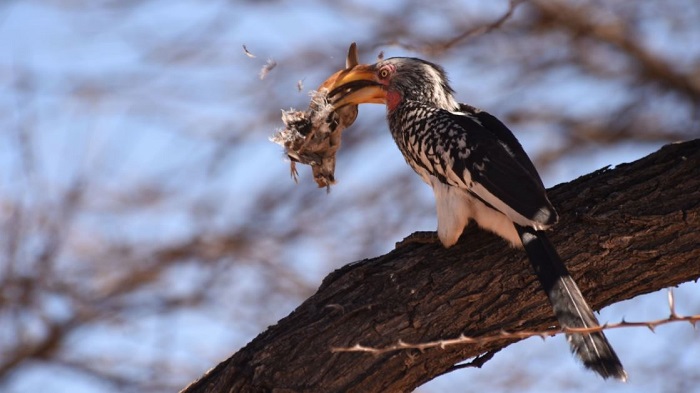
[530,0,700,104]
[182,139,700,393]
[330,290,699,354]
[378,0,525,56]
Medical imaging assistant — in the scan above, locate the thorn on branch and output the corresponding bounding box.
[331,289,699,355]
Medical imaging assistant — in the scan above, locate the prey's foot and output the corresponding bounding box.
[395,231,440,249]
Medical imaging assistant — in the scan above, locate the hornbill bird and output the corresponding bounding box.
[323,57,627,380]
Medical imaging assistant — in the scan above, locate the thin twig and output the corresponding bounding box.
[431,0,525,54]
[332,290,699,354]
[378,0,525,56]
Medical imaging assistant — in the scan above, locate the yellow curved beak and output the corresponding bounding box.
[319,64,386,109]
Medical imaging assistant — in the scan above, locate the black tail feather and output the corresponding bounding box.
[516,225,627,381]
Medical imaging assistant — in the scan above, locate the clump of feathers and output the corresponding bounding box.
[271,88,357,190]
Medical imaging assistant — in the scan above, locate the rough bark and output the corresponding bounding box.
[182,139,700,393]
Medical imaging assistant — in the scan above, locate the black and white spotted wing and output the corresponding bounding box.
[391,103,558,227]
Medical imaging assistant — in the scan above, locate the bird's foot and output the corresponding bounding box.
[395,231,440,249]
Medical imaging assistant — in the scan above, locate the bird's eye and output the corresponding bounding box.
[379,68,390,79]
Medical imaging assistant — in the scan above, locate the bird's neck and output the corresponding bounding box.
[386,90,402,112]
[387,100,439,143]
[425,90,459,112]
[387,89,459,113]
